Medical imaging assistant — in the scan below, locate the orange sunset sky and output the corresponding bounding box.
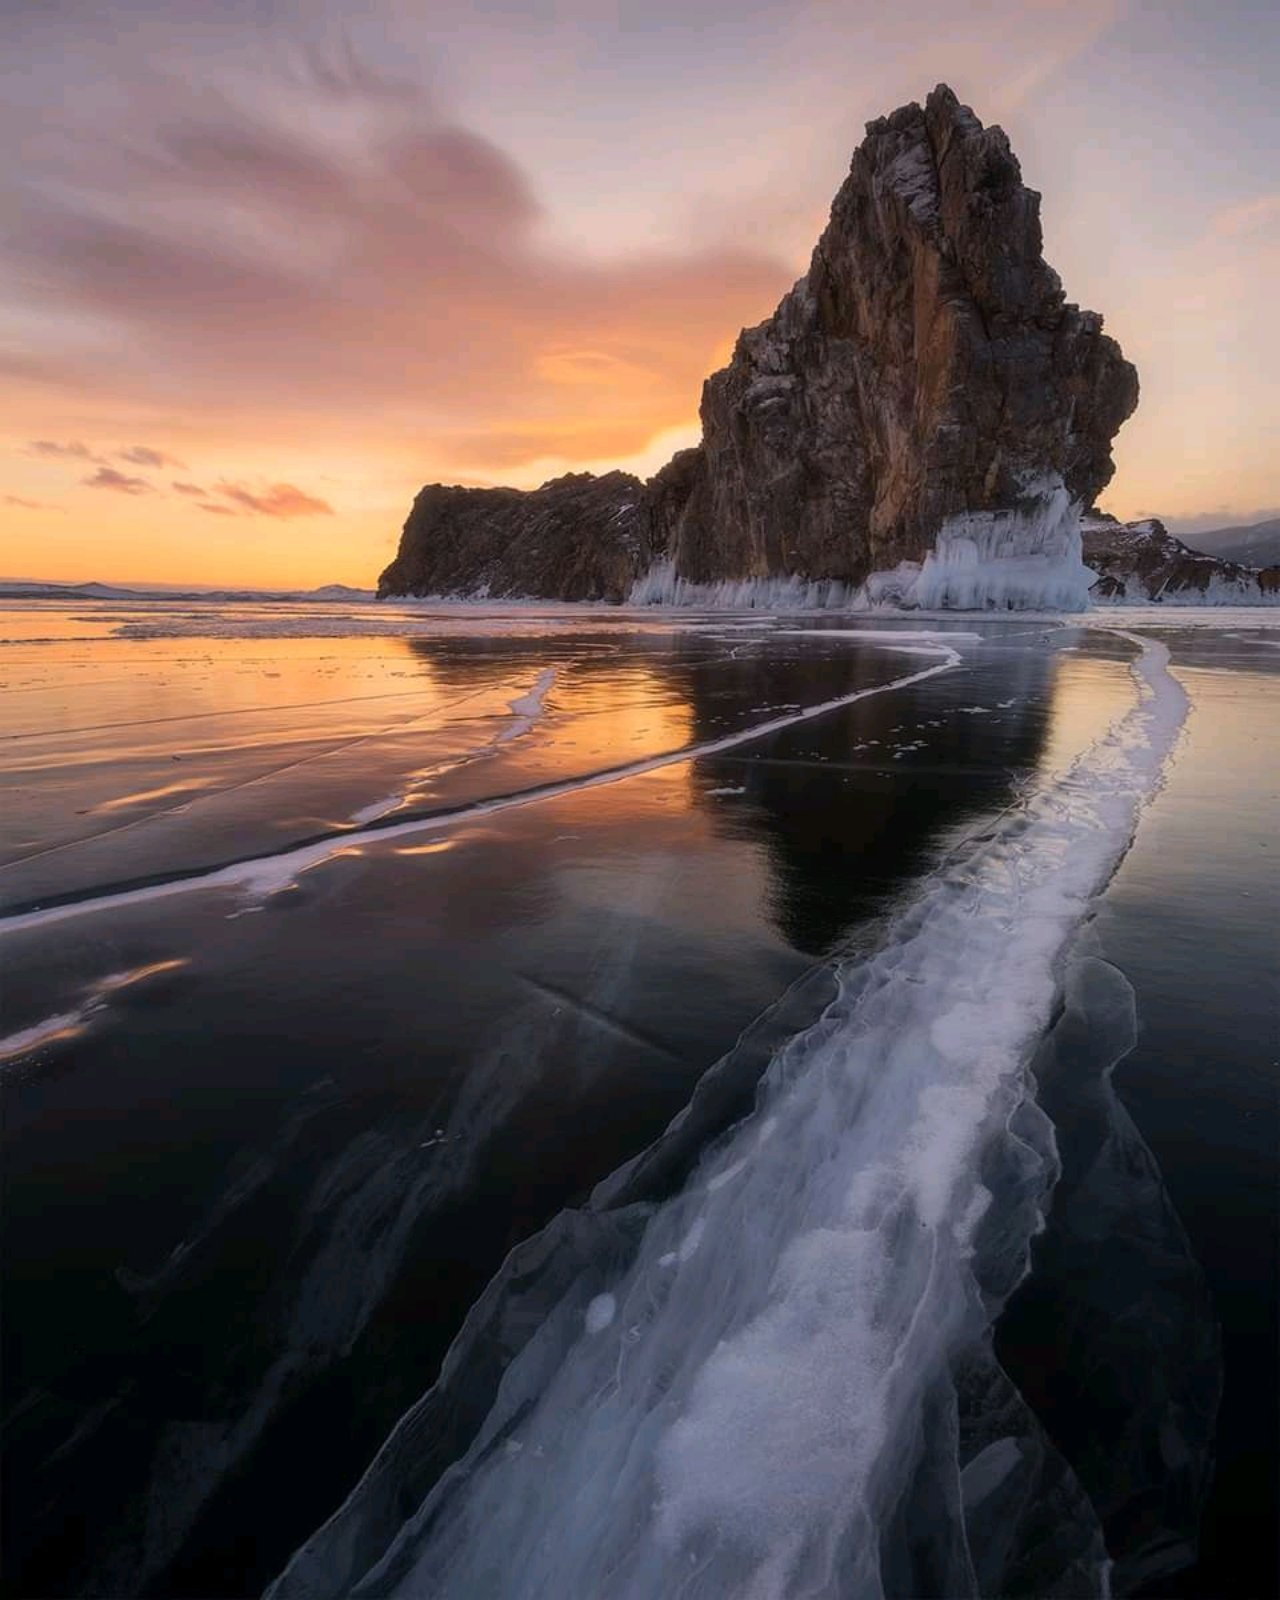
[2,0,1277,589]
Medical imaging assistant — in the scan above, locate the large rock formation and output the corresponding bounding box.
[1083,514,1280,604]
[378,471,658,602]
[380,86,1139,609]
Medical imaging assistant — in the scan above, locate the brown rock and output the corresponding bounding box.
[377,471,655,602]
[380,86,1138,603]
[1082,515,1278,603]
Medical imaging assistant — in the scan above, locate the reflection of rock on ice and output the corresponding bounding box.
[267,634,1216,1600]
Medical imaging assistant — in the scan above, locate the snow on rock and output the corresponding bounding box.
[1083,513,1280,605]
[629,564,855,610]
[859,478,1095,612]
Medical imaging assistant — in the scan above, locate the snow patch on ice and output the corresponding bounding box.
[584,1294,616,1334]
[0,1010,87,1063]
[499,667,557,742]
[0,960,187,1068]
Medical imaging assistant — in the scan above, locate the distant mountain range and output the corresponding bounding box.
[0,580,375,603]
[1177,518,1280,568]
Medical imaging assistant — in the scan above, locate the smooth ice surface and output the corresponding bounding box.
[271,630,1187,1600]
[9,602,1265,1600]
[0,645,957,940]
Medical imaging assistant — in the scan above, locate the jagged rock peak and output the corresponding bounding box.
[381,85,1140,610]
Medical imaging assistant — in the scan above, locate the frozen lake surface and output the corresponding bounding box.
[1,600,1275,1598]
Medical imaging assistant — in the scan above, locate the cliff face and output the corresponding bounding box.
[378,471,656,601]
[1083,515,1280,604]
[381,86,1139,607]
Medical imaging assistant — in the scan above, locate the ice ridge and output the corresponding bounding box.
[268,630,1188,1600]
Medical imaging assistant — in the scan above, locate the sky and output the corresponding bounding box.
[2,0,1276,588]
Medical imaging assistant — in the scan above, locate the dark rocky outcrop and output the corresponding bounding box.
[377,471,657,602]
[1083,513,1280,604]
[381,85,1138,605]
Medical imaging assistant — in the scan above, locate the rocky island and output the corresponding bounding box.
[379,86,1271,610]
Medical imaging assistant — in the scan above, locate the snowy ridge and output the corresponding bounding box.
[268,631,1188,1600]
[1092,573,1280,607]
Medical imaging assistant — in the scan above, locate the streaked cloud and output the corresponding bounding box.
[3,494,59,511]
[0,46,789,483]
[171,481,208,496]
[26,439,102,462]
[216,482,333,518]
[84,466,154,495]
[119,445,187,469]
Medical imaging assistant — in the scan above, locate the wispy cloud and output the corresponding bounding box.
[84,465,153,495]
[26,439,102,462]
[196,502,236,516]
[171,480,208,496]
[0,55,788,478]
[4,493,60,511]
[216,481,333,518]
[118,444,186,469]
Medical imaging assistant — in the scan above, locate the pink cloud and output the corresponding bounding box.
[4,493,59,510]
[26,439,100,461]
[83,465,153,494]
[118,444,186,469]
[1,66,789,474]
[216,481,333,518]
